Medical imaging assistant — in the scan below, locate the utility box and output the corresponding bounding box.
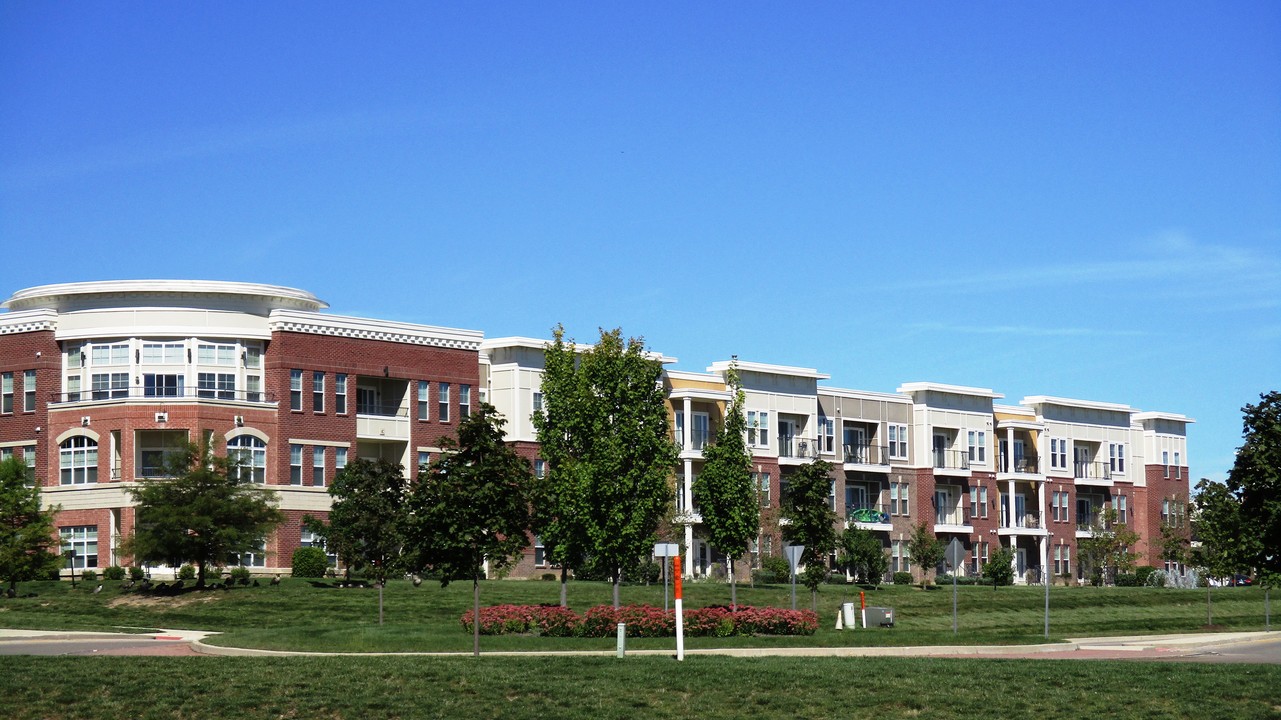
[864,606,894,628]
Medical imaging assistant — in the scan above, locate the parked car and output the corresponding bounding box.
[1232,574,1253,586]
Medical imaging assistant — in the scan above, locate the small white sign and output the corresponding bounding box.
[653,543,680,558]
[784,545,805,572]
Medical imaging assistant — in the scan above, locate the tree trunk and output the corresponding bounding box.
[378,578,385,626]
[559,566,568,608]
[197,561,205,587]
[612,569,621,609]
[811,588,818,614]
[729,557,737,611]
[473,574,481,657]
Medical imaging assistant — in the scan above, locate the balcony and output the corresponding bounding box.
[998,455,1041,475]
[356,403,409,441]
[999,512,1047,536]
[779,436,820,461]
[847,503,892,529]
[843,443,889,467]
[1075,514,1113,534]
[50,388,275,405]
[932,449,970,473]
[1074,461,1113,486]
[934,503,973,531]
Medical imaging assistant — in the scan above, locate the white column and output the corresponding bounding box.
[682,397,692,450]
[1005,427,1014,472]
[1039,535,1049,583]
[684,522,695,579]
[1007,479,1016,528]
[684,458,694,519]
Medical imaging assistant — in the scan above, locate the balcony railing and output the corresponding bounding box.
[679,430,712,452]
[50,389,275,404]
[843,443,889,466]
[1076,514,1113,532]
[999,455,1040,474]
[1004,513,1042,530]
[779,436,820,459]
[1074,461,1112,481]
[932,449,970,471]
[356,402,408,418]
[847,503,890,525]
[935,503,973,527]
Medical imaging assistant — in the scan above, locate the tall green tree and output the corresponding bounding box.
[406,403,533,656]
[1193,477,1249,624]
[782,460,838,611]
[533,326,678,608]
[692,360,757,610]
[906,521,945,586]
[1227,391,1281,589]
[312,457,408,624]
[124,439,283,586]
[0,457,61,594]
[838,525,888,585]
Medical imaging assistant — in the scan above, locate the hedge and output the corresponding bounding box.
[460,604,818,637]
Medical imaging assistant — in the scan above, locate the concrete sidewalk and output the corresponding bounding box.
[0,628,214,643]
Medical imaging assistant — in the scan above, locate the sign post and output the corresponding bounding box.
[946,538,964,635]
[784,545,805,611]
[654,543,680,613]
[674,554,684,661]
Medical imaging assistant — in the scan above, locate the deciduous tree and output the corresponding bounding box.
[693,360,757,609]
[1076,506,1140,586]
[906,521,945,586]
[782,460,837,610]
[1227,391,1281,589]
[0,457,61,594]
[838,525,888,585]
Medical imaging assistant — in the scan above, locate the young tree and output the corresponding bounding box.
[982,546,1016,589]
[1076,506,1140,586]
[125,439,283,587]
[533,326,678,608]
[0,457,62,594]
[314,457,408,624]
[406,403,533,656]
[782,460,838,611]
[1227,391,1281,589]
[838,525,888,585]
[692,360,757,610]
[1193,478,1250,625]
[906,522,945,586]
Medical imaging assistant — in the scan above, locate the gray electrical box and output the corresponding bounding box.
[864,606,894,628]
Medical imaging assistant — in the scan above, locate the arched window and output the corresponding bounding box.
[60,436,98,485]
[228,435,266,483]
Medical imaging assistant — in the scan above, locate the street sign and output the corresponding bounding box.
[783,545,805,572]
[653,543,680,558]
[945,538,965,569]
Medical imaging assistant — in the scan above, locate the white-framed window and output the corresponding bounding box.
[228,436,266,483]
[459,384,471,419]
[335,374,347,414]
[197,373,236,400]
[59,436,98,485]
[534,535,549,566]
[91,373,128,400]
[1174,452,1181,479]
[1050,439,1068,471]
[144,342,185,364]
[244,345,262,370]
[691,412,710,451]
[1162,450,1169,478]
[90,343,129,366]
[532,392,543,415]
[978,487,988,518]
[888,424,908,459]
[417,450,431,473]
[534,459,546,479]
[755,471,770,507]
[417,381,430,421]
[245,375,261,403]
[1114,494,1128,525]
[890,481,910,516]
[66,342,84,369]
[335,447,348,474]
[23,370,36,412]
[290,444,303,485]
[967,430,986,463]
[136,430,186,477]
[66,375,81,402]
[230,540,266,568]
[971,541,989,575]
[746,410,769,448]
[143,373,183,398]
[197,343,235,365]
[312,372,324,413]
[1,372,12,413]
[438,382,451,422]
[819,414,835,454]
[313,446,326,486]
[1109,443,1126,474]
[1051,491,1061,522]
[892,540,911,574]
[300,529,337,566]
[290,370,303,411]
[60,526,98,569]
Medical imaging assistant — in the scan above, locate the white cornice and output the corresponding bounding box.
[708,360,829,380]
[269,310,483,352]
[819,386,912,403]
[1133,411,1196,424]
[0,308,57,335]
[3,280,326,312]
[897,382,1003,399]
[1022,395,1133,414]
[480,335,676,363]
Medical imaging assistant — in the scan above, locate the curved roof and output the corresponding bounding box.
[2,280,327,313]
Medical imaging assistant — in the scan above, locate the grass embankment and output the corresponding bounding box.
[1,655,1279,720]
[0,577,1274,653]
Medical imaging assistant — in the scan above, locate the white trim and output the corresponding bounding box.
[287,438,350,448]
[1022,395,1133,413]
[55,427,101,444]
[481,335,676,363]
[897,382,1003,399]
[226,427,270,443]
[1133,411,1196,424]
[708,360,829,379]
[3,280,326,312]
[0,308,57,335]
[0,439,37,449]
[665,369,723,383]
[269,309,483,352]
[819,386,912,403]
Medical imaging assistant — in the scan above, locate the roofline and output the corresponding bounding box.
[1133,411,1196,424]
[819,386,912,403]
[1021,395,1134,413]
[708,360,829,380]
[896,382,1003,399]
[3,280,327,312]
[479,336,675,364]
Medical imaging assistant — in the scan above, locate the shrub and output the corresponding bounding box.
[129,566,146,582]
[893,571,913,585]
[1135,566,1157,586]
[102,566,126,581]
[291,547,329,578]
[760,555,791,582]
[540,573,556,582]
[461,604,817,637]
[230,566,252,585]
[1115,572,1140,587]
[80,569,98,582]
[178,564,196,581]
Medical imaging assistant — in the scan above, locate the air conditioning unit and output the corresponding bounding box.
[234,415,245,427]
[81,416,91,427]
[154,412,168,423]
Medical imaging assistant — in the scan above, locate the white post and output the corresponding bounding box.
[674,555,685,661]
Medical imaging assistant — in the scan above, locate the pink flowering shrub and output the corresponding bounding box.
[463,603,816,637]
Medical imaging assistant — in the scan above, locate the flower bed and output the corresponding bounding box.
[461,604,817,637]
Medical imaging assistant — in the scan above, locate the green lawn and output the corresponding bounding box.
[1,655,1279,720]
[0,577,1274,653]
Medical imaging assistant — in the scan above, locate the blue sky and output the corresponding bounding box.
[2,3,1277,482]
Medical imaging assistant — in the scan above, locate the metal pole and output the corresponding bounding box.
[664,556,669,614]
[952,563,957,635]
[1044,566,1050,639]
[790,567,797,611]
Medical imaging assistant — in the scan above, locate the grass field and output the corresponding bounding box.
[1,654,1279,720]
[0,576,1274,653]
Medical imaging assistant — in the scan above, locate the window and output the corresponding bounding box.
[892,540,910,574]
[313,447,326,486]
[245,375,261,403]
[459,384,471,419]
[60,526,98,569]
[755,472,770,507]
[438,383,451,422]
[144,342,185,364]
[197,373,236,400]
[1054,545,1071,576]
[301,529,337,566]
[335,447,348,474]
[417,381,430,421]
[978,487,988,518]
[1109,443,1125,474]
[532,392,543,415]
[67,343,83,369]
[197,343,235,365]
[228,436,266,483]
[1,372,11,413]
[143,374,183,398]
[23,370,36,412]
[290,444,303,485]
[1052,491,1062,522]
[313,372,324,413]
[888,424,908,459]
[1174,452,1181,479]
[417,451,431,473]
[691,412,710,451]
[59,436,98,485]
[290,370,303,411]
[819,414,835,454]
[746,411,769,448]
[1050,439,1067,471]
[335,374,347,414]
[534,459,546,479]
[967,431,986,463]
[1162,450,1169,478]
[136,430,186,477]
[971,541,989,575]
[1115,494,1128,525]
[90,343,129,366]
[66,375,81,402]
[675,411,684,447]
[890,481,910,516]
[244,345,262,369]
[230,540,266,568]
[534,536,549,566]
[92,373,128,400]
